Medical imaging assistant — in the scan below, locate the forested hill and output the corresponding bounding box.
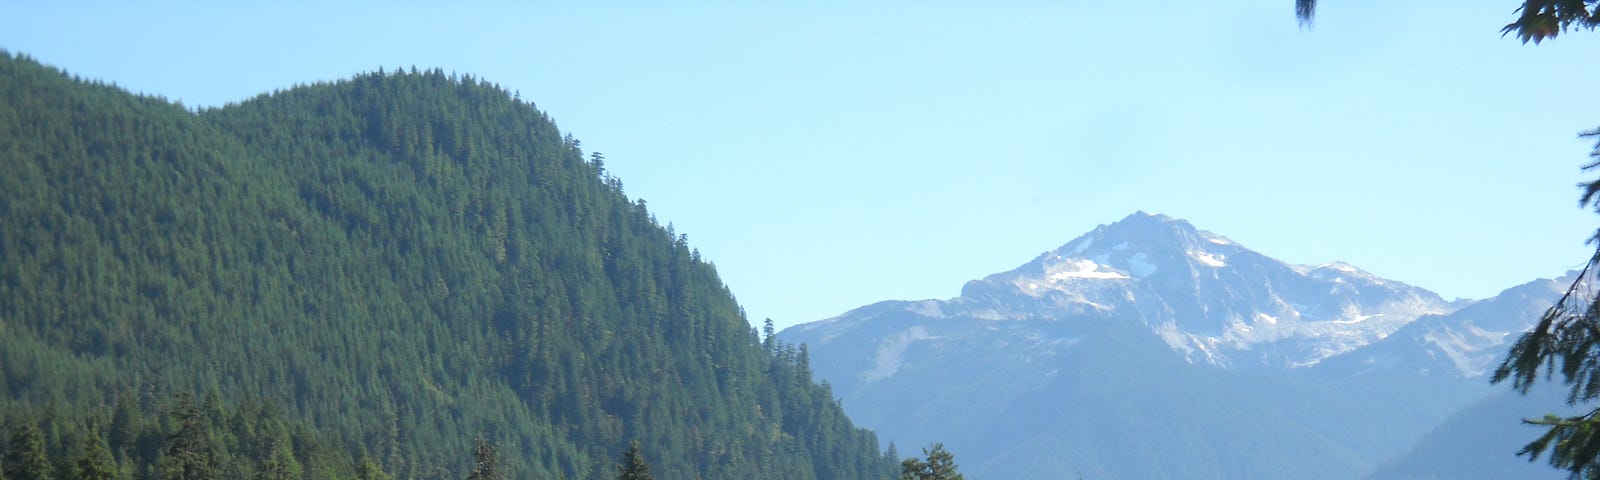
[0,51,896,479]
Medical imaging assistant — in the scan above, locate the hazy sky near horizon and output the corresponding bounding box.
[6,2,1600,329]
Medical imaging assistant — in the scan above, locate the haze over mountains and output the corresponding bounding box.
[783,212,1574,479]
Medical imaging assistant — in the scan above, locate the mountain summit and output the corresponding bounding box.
[781,212,1561,479]
[877,211,1451,367]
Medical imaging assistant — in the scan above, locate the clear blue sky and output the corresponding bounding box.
[6,2,1600,329]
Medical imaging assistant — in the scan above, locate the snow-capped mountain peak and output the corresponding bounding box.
[985,213,1241,295]
[865,212,1451,368]
[778,212,1569,480]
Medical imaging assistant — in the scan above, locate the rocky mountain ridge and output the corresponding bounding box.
[800,211,1454,370]
[781,211,1572,479]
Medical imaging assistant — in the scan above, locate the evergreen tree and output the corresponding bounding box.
[615,441,654,480]
[256,441,301,480]
[163,394,216,480]
[108,395,139,463]
[1295,0,1599,43]
[465,440,501,480]
[897,443,963,480]
[355,456,393,480]
[1494,142,1600,477]
[3,421,53,480]
[74,427,117,480]
[883,442,901,479]
[763,318,778,355]
[0,52,898,480]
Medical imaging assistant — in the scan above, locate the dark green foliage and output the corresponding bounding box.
[162,394,216,480]
[354,456,393,480]
[3,421,53,480]
[1295,0,1316,27]
[1501,0,1600,44]
[1493,130,1600,479]
[466,440,502,480]
[258,441,303,480]
[0,51,894,479]
[74,424,116,480]
[1,392,356,480]
[615,441,654,480]
[897,443,964,480]
[1295,0,1600,43]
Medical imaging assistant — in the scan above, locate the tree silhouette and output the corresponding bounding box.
[1494,131,1600,479]
[615,441,655,480]
[1295,0,1600,43]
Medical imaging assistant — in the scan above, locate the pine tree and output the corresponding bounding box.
[883,442,901,479]
[762,318,778,355]
[1295,0,1600,43]
[255,437,301,480]
[897,443,964,480]
[465,440,501,480]
[3,421,54,480]
[615,441,654,480]
[163,393,216,480]
[923,444,963,480]
[74,428,117,480]
[1490,133,1600,479]
[354,456,393,480]
[108,395,138,463]
[0,53,902,480]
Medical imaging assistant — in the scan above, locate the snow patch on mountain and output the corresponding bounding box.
[1154,321,1200,361]
[778,214,1578,480]
[1048,259,1131,280]
[908,300,946,319]
[792,212,1462,371]
[1190,251,1226,268]
[1323,262,1361,273]
[1128,253,1158,277]
[1422,325,1512,377]
[862,326,933,384]
[914,213,1452,367]
[1311,275,1571,379]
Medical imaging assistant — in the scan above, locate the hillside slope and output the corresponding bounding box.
[0,52,894,479]
[1365,384,1572,480]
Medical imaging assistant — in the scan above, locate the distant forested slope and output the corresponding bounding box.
[0,51,895,479]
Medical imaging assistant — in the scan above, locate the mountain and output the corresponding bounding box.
[1337,277,1578,479]
[1365,384,1574,480]
[804,212,1451,372]
[0,52,897,479]
[1313,275,1570,380]
[782,212,1563,479]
